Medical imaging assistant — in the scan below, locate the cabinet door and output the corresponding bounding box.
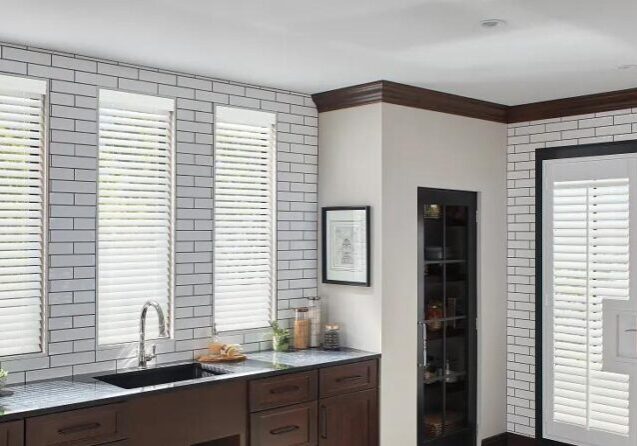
[0,421,23,446]
[251,402,317,446]
[319,389,377,446]
[128,380,247,446]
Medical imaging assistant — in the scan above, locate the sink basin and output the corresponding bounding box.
[95,363,227,389]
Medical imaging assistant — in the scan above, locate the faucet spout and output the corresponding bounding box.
[139,300,168,368]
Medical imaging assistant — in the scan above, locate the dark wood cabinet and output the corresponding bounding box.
[128,380,247,446]
[7,356,378,446]
[250,402,317,446]
[417,188,477,446]
[318,389,378,446]
[0,421,23,446]
[249,359,379,446]
[250,371,318,412]
[319,361,377,399]
[26,403,128,446]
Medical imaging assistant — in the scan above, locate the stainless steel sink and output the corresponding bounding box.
[95,363,227,389]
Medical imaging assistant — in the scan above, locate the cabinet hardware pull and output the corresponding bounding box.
[270,425,300,435]
[57,422,101,435]
[270,384,300,394]
[320,405,327,439]
[336,374,362,383]
[626,328,637,333]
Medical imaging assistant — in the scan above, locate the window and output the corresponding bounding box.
[0,75,47,357]
[214,107,276,332]
[543,155,636,446]
[97,90,175,345]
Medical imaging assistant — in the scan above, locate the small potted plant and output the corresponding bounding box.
[270,321,290,352]
[0,368,8,391]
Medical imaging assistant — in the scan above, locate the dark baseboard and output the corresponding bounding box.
[482,433,508,446]
[482,433,537,446]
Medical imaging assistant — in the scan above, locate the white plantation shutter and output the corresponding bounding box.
[98,90,174,345]
[0,75,46,357]
[214,107,276,332]
[544,156,636,446]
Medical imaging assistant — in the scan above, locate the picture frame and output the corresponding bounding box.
[321,206,371,286]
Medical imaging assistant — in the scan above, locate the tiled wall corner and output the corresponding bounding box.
[0,42,318,383]
[506,108,637,437]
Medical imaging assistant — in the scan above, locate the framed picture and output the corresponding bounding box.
[322,206,370,286]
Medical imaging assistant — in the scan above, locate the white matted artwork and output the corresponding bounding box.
[322,206,370,286]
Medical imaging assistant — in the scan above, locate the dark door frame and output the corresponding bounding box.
[535,139,637,445]
[417,187,477,446]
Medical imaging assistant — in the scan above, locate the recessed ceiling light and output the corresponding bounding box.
[480,19,507,29]
[618,64,637,71]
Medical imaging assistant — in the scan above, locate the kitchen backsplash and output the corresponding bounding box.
[0,41,318,383]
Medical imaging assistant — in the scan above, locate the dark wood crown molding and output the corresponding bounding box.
[507,87,637,122]
[312,80,508,123]
[312,81,637,124]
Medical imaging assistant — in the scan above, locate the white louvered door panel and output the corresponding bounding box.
[0,75,47,357]
[214,107,276,332]
[98,90,175,345]
[544,156,637,446]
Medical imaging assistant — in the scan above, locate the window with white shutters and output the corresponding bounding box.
[0,75,47,357]
[213,107,276,332]
[97,90,175,345]
[544,156,636,446]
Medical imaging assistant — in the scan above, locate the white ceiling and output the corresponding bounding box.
[2,0,637,105]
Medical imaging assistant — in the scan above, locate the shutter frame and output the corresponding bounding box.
[0,74,47,358]
[97,90,175,346]
[213,107,277,333]
[543,156,637,446]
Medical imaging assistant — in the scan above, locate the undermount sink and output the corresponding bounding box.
[95,363,227,389]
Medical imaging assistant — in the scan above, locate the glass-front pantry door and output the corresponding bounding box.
[417,188,477,446]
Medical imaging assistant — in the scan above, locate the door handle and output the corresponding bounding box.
[320,405,327,439]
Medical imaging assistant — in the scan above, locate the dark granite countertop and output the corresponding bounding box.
[0,348,379,422]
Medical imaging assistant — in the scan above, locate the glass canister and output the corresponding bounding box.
[293,307,310,350]
[307,296,322,348]
[323,324,341,351]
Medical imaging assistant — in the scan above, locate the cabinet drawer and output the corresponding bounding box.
[250,370,317,412]
[0,420,23,446]
[251,401,317,446]
[26,403,129,446]
[319,360,377,398]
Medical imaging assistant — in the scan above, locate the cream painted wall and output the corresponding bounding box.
[318,104,383,353]
[317,102,508,445]
[380,103,507,445]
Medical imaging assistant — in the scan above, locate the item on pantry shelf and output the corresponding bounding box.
[424,204,441,219]
[426,301,444,331]
[0,368,7,390]
[323,324,341,350]
[424,411,464,438]
[294,307,310,350]
[308,296,322,347]
[270,320,291,352]
[196,342,247,363]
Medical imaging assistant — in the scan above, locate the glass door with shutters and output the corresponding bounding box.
[417,188,477,446]
[542,154,637,446]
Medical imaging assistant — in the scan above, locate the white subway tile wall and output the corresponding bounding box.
[0,42,318,383]
[506,108,637,437]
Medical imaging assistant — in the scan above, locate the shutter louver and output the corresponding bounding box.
[98,90,174,345]
[214,107,276,332]
[552,178,630,436]
[0,75,46,357]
